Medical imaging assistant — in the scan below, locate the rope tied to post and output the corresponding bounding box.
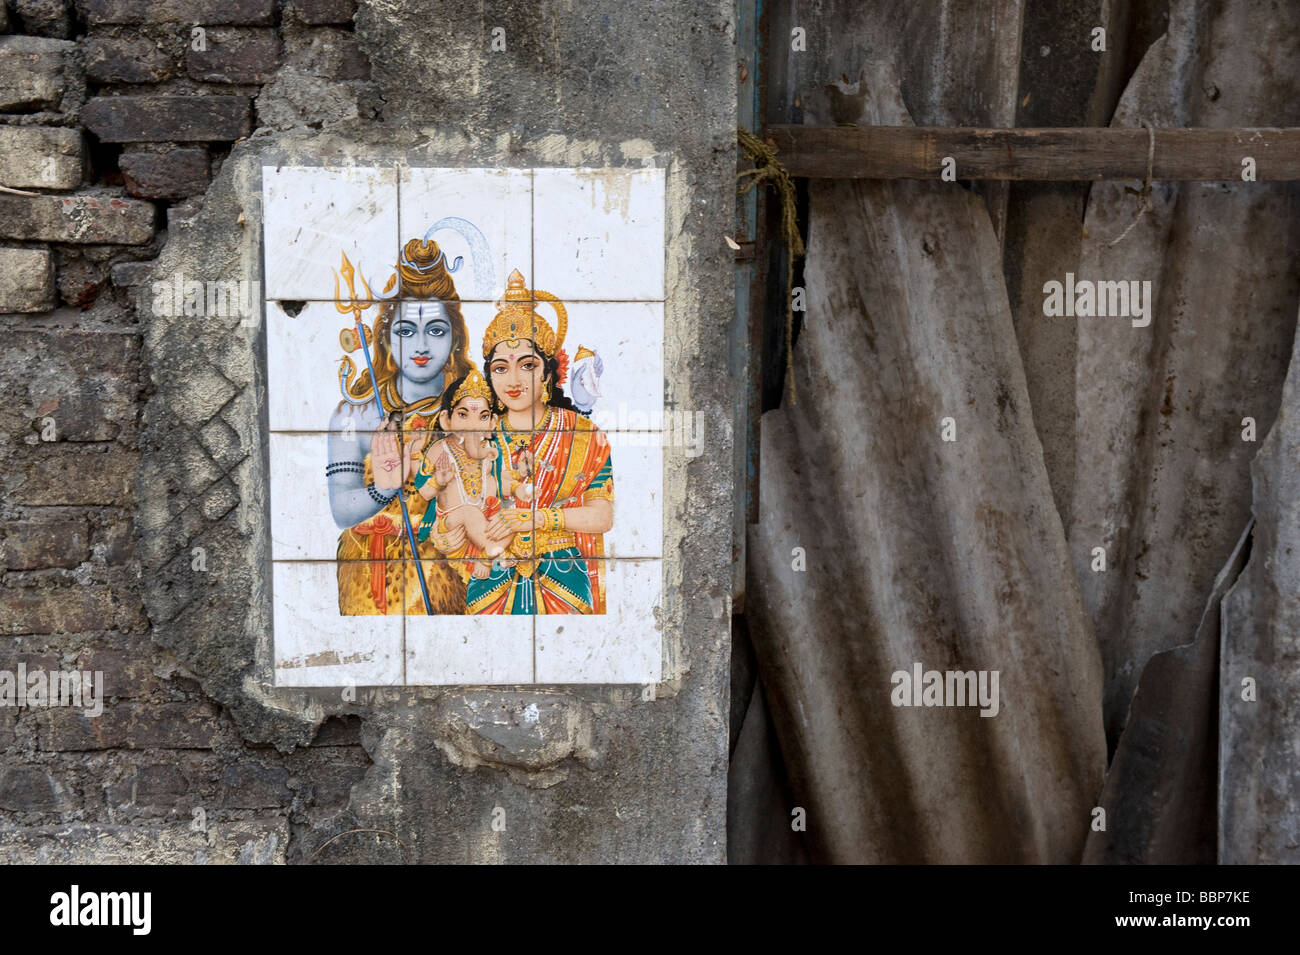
[737,126,806,405]
[1108,120,1157,247]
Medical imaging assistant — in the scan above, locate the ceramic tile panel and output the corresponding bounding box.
[398,167,532,301]
[262,165,398,301]
[534,560,664,684]
[532,168,666,301]
[264,165,666,686]
[272,560,404,687]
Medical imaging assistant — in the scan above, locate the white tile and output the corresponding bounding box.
[271,431,425,560]
[405,602,534,685]
[267,300,369,431]
[262,165,398,301]
[532,168,665,301]
[270,432,334,560]
[560,301,663,428]
[600,442,662,559]
[534,560,663,684]
[272,561,403,687]
[398,167,532,301]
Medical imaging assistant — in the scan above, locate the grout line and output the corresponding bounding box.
[270,557,662,563]
[395,170,407,685]
[273,428,674,433]
[266,299,669,305]
[531,164,537,682]
[401,561,408,685]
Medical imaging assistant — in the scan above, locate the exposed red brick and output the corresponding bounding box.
[0,194,154,245]
[84,36,174,84]
[0,35,74,112]
[82,0,275,26]
[3,453,136,514]
[0,248,56,312]
[295,0,356,25]
[120,149,210,199]
[0,521,89,571]
[36,702,223,751]
[1,583,124,636]
[186,28,279,85]
[83,96,251,143]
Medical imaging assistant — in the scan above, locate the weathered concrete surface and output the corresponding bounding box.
[0,820,289,863]
[1068,0,1300,747]
[137,0,734,862]
[1218,310,1300,863]
[744,67,1106,864]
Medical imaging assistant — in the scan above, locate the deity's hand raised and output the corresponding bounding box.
[434,446,455,488]
[371,422,403,491]
[372,421,431,491]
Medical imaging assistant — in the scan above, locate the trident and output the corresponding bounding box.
[334,251,434,615]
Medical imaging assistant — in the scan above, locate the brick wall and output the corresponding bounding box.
[0,0,372,863]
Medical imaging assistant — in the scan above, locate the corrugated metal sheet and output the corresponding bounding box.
[735,0,1300,863]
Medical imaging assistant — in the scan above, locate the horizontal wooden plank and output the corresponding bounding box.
[765,126,1300,181]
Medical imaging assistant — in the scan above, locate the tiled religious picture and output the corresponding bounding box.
[261,166,666,687]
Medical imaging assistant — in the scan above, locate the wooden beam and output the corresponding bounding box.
[765,126,1300,181]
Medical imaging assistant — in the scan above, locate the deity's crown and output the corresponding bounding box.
[482,269,567,359]
[574,345,595,363]
[449,367,493,407]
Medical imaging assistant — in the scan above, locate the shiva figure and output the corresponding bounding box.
[325,238,476,615]
[431,268,614,615]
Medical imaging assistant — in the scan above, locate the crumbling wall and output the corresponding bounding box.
[1,0,734,863]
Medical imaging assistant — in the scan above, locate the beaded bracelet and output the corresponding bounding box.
[325,460,365,477]
[367,482,397,506]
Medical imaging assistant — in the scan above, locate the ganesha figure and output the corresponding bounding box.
[325,238,475,615]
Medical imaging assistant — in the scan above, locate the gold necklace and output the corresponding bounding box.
[447,439,484,499]
[501,417,531,455]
